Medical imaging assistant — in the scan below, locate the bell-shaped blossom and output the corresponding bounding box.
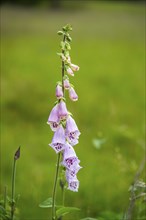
[58,100,68,120]
[69,87,78,102]
[66,67,74,76]
[63,78,70,90]
[67,177,79,192]
[66,165,82,179]
[47,104,60,131]
[49,125,66,153]
[70,63,79,72]
[56,84,63,99]
[62,143,80,169]
[65,115,81,146]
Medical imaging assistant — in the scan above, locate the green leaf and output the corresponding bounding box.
[66,36,72,42]
[39,197,53,208]
[56,52,63,57]
[57,31,64,35]
[56,206,80,218]
[0,205,6,214]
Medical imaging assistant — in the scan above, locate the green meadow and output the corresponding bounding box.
[1,2,145,219]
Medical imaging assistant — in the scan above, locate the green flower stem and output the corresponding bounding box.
[52,153,61,220]
[52,33,66,220]
[4,186,7,209]
[11,158,16,220]
[62,185,65,207]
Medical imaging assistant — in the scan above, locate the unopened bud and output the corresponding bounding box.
[14,146,21,160]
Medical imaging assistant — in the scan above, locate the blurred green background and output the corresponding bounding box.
[1,1,145,219]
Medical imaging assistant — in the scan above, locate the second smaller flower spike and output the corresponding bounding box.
[70,63,80,72]
[47,104,60,131]
[58,100,68,120]
[65,115,81,146]
[56,84,63,99]
[69,87,78,102]
[49,125,66,153]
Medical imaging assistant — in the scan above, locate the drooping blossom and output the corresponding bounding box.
[66,67,74,76]
[62,143,80,169]
[49,125,66,153]
[47,104,60,131]
[65,115,80,146]
[66,165,82,179]
[70,63,79,71]
[69,87,78,101]
[58,100,68,120]
[67,176,79,192]
[56,84,63,99]
[63,78,70,90]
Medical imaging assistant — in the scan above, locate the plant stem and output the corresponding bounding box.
[51,34,66,220]
[4,186,7,209]
[123,157,145,220]
[11,159,16,220]
[62,185,65,207]
[52,153,61,220]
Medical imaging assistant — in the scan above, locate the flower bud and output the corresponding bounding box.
[14,146,21,160]
[56,84,63,99]
[58,100,68,120]
[70,63,79,71]
[61,54,66,62]
[66,67,74,76]
[63,78,70,90]
[66,56,71,64]
[69,87,78,101]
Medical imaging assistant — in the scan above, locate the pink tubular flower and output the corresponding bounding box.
[70,63,79,71]
[62,143,80,169]
[66,115,81,146]
[58,100,68,120]
[66,165,82,179]
[69,87,78,101]
[49,125,66,153]
[67,67,74,76]
[63,78,70,90]
[56,84,63,99]
[67,177,79,192]
[47,104,60,131]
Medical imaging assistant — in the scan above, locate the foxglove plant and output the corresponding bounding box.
[43,24,81,220]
